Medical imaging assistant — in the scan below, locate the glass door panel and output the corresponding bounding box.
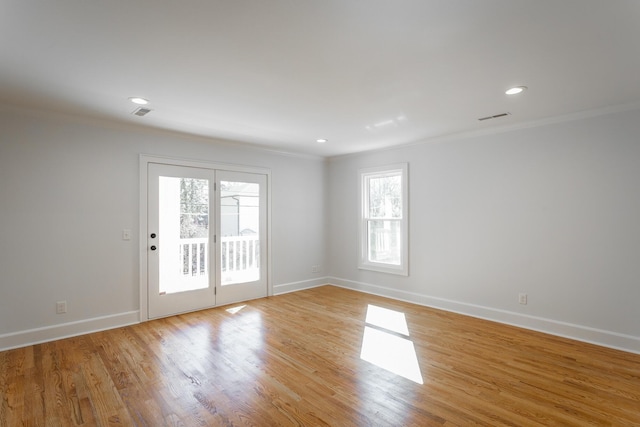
[220,180,260,285]
[148,163,215,319]
[159,176,210,294]
[216,171,267,305]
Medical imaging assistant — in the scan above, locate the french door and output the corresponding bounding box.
[147,163,267,319]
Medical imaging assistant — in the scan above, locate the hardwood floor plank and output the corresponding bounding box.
[0,351,22,427]
[1,285,639,426]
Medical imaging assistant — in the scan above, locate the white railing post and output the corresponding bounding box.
[219,235,259,273]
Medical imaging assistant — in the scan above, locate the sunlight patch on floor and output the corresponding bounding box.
[360,305,423,384]
[226,304,246,314]
[365,304,410,336]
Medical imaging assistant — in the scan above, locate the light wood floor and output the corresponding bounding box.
[1,286,639,426]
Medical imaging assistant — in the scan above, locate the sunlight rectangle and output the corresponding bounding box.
[226,304,246,314]
[360,326,423,384]
[365,304,409,336]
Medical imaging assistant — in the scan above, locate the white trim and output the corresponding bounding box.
[0,311,140,352]
[139,154,273,322]
[273,278,329,295]
[140,154,271,175]
[139,155,149,321]
[327,277,640,355]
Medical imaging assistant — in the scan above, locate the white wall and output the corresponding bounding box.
[2,104,639,354]
[0,106,326,349]
[328,108,640,353]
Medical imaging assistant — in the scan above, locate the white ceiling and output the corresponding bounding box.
[2,1,640,157]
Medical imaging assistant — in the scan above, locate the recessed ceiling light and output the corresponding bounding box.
[129,97,149,105]
[316,138,328,144]
[505,86,527,95]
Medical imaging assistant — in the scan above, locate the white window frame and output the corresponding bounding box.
[358,163,409,276]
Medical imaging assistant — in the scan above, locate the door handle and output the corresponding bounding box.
[150,245,157,251]
[150,233,157,238]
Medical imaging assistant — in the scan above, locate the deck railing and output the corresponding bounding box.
[178,235,260,277]
[179,238,208,276]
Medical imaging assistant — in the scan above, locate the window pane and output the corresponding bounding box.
[359,163,408,275]
[368,220,401,265]
[368,174,402,218]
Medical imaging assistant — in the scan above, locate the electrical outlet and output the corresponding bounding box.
[122,229,131,240]
[518,293,528,305]
[311,265,320,273]
[56,300,67,314]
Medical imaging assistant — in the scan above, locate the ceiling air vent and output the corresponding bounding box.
[478,112,511,121]
[132,107,152,117]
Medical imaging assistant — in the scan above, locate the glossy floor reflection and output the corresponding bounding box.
[2,286,639,426]
[225,304,246,314]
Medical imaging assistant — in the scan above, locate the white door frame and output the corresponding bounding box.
[139,154,272,322]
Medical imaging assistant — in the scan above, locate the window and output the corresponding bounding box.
[358,163,408,275]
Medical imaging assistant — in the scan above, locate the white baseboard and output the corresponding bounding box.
[4,280,638,356]
[327,277,640,355]
[274,277,329,295]
[0,311,140,352]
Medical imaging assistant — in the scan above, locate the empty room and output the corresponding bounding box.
[1,1,639,426]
